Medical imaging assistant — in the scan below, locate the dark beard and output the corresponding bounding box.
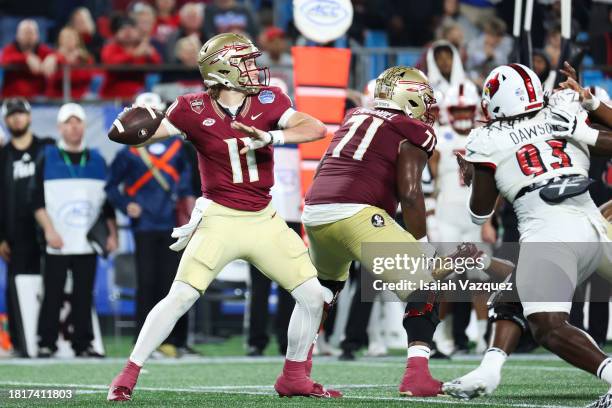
[9,125,29,138]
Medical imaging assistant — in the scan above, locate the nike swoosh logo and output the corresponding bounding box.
[251,113,263,120]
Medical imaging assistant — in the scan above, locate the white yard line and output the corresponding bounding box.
[0,380,586,408]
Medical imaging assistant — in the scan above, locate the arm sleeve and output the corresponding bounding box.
[29,155,46,211]
[104,151,132,215]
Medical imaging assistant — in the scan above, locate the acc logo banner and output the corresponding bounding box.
[258,90,276,104]
[294,0,353,43]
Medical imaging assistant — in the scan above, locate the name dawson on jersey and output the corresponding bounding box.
[508,122,553,145]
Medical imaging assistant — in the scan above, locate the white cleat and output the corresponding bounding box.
[442,368,500,400]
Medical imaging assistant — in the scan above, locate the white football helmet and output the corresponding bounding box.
[481,63,544,120]
[444,81,479,133]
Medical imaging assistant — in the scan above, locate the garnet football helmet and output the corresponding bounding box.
[373,66,436,125]
[198,33,269,94]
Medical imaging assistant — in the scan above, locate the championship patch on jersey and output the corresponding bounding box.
[258,90,275,104]
[371,214,385,227]
[190,99,204,114]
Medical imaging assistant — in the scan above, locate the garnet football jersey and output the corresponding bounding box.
[166,86,293,211]
[305,107,436,217]
[465,97,591,202]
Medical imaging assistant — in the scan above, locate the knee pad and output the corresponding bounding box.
[402,290,440,344]
[168,281,200,312]
[292,277,326,311]
[490,301,527,333]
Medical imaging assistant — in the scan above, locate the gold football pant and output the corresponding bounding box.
[175,202,317,292]
[304,206,433,300]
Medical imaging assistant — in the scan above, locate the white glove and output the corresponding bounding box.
[549,107,599,146]
[169,197,212,251]
[241,130,285,152]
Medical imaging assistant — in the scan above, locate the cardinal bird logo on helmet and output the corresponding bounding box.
[484,73,501,98]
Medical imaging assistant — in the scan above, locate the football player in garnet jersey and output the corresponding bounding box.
[446,63,612,408]
[302,66,453,397]
[107,33,343,401]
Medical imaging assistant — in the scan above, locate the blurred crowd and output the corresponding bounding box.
[0,0,610,100]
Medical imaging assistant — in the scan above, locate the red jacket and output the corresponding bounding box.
[45,53,94,99]
[1,42,53,97]
[99,41,161,99]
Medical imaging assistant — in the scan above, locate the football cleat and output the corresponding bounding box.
[399,357,444,397]
[274,374,342,398]
[107,360,141,401]
[442,367,500,400]
[587,393,612,408]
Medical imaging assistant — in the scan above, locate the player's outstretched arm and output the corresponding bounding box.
[233,111,326,154]
[397,141,428,240]
[108,106,180,146]
[559,73,612,128]
[468,164,498,225]
[549,107,612,155]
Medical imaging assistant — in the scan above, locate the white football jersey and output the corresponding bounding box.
[435,125,470,205]
[465,101,590,202]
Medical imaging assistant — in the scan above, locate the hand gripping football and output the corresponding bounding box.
[108,106,164,145]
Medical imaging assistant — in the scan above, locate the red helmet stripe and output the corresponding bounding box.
[508,63,537,103]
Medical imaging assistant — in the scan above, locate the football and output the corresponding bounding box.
[108,106,164,146]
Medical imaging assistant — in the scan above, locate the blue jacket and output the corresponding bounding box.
[105,137,193,232]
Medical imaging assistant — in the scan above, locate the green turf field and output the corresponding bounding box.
[0,336,607,407]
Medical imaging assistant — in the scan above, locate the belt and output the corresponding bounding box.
[514,175,573,201]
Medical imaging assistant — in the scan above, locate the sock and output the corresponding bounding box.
[282,359,307,379]
[285,278,328,361]
[477,319,487,339]
[479,347,507,375]
[597,357,612,390]
[129,281,199,366]
[407,345,431,360]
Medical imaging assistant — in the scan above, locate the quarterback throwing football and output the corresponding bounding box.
[107,33,342,401]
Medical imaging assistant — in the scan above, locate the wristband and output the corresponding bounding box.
[581,96,601,112]
[269,130,285,145]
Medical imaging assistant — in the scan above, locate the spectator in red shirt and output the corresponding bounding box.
[163,3,204,62]
[100,15,161,100]
[154,0,180,43]
[1,19,53,98]
[41,27,94,100]
[130,2,166,59]
[69,7,105,62]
